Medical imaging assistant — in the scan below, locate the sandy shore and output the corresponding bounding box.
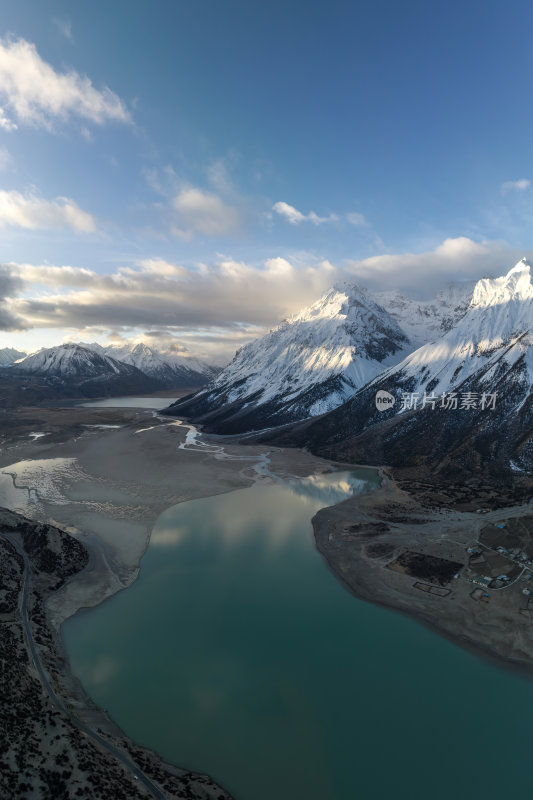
[0,406,335,630]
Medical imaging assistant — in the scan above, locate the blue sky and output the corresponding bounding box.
[1,0,533,360]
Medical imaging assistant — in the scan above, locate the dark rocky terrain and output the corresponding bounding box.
[0,366,162,408]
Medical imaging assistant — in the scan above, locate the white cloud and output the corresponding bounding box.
[273,201,338,225]
[3,254,341,361]
[272,201,305,224]
[501,179,531,195]
[345,237,526,296]
[130,257,187,277]
[0,106,17,131]
[346,211,368,227]
[3,238,531,359]
[52,18,73,42]
[0,36,131,131]
[273,201,367,227]
[172,187,240,238]
[0,189,96,232]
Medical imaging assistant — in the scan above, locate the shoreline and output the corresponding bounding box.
[0,508,236,799]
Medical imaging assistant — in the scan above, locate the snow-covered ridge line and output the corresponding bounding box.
[169,274,483,433]
[364,259,533,400]
[12,341,218,389]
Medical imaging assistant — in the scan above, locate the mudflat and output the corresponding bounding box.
[0,405,334,628]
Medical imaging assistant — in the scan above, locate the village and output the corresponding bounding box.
[464,516,533,616]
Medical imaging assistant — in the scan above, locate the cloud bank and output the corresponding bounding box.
[345,237,528,296]
[1,237,529,359]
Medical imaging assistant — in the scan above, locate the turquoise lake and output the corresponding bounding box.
[63,467,533,800]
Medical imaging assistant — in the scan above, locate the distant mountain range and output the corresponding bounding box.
[166,260,533,479]
[82,342,219,387]
[0,341,220,404]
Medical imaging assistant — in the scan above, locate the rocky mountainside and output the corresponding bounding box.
[165,282,411,433]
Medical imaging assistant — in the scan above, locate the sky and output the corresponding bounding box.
[2,0,533,362]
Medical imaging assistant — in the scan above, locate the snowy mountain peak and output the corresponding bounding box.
[0,347,27,366]
[92,341,219,386]
[507,257,530,274]
[15,343,134,378]
[286,282,367,325]
[471,258,533,311]
[170,281,411,432]
[362,259,533,408]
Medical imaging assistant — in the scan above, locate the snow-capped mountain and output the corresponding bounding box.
[101,342,218,387]
[16,343,135,378]
[0,347,26,366]
[367,259,533,401]
[8,339,218,402]
[265,259,533,476]
[375,281,476,347]
[13,343,160,397]
[166,282,411,433]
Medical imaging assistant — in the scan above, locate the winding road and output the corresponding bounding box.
[1,531,168,800]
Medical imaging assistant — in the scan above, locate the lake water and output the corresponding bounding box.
[63,464,533,800]
[79,396,173,409]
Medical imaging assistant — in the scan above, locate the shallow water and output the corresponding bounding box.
[0,457,81,514]
[63,466,533,800]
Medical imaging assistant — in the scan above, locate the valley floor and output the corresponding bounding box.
[4,403,533,799]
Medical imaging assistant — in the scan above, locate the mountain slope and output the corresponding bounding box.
[165,283,411,433]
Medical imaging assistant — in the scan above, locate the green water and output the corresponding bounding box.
[64,469,533,800]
